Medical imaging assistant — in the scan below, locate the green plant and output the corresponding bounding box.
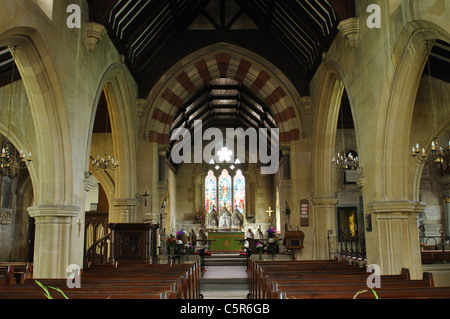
[35,280,69,299]
[353,288,379,299]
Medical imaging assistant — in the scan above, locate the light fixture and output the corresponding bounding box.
[411,56,450,166]
[91,154,119,172]
[412,137,450,165]
[217,146,232,162]
[91,103,119,172]
[0,46,32,178]
[331,103,359,170]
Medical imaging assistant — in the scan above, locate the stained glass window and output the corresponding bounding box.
[205,170,217,213]
[218,169,232,213]
[233,170,245,214]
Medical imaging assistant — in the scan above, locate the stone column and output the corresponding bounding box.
[367,201,425,279]
[110,198,139,223]
[311,197,338,260]
[27,205,80,278]
[445,197,450,236]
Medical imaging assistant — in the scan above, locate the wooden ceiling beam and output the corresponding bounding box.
[87,0,121,25]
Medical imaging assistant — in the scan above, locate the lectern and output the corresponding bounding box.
[284,230,305,260]
[108,223,159,264]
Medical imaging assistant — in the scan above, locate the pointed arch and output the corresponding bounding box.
[383,21,450,201]
[86,63,137,207]
[0,27,72,205]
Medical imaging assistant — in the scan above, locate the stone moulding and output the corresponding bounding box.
[86,22,107,52]
[337,18,360,48]
[368,200,426,214]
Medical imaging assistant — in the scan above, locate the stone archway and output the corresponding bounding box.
[86,63,138,223]
[310,61,360,260]
[144,43,304,147]
[367,21,450,279]
[0,27,79,278]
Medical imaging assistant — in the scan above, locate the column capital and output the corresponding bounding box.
[368,200,426,214]
[311,197,338,207]
[28,205,80,219]
[111,198,139,207]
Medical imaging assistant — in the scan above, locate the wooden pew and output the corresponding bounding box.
[81,262,201,299]
[0,285,170,299]
[248,259,368,298]
[270,272,435,299]
[0,260,200,299]
[249,258,450,299]
[279,286,450,299]
[0,266,14,284]
[0,263,32,284]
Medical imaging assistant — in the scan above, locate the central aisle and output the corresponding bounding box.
[200,254,249,299]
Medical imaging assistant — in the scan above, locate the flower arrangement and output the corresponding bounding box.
[176,230,185,237]
[185,242,194,253]
[194,211,204,223]
[167,234,177,248]
[267,227,277,237]
[267,228,280,244]
[167,234,177,255]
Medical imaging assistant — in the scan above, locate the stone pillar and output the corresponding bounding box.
[27,205,80,278]
[311,197,338,260]
[110,198,139,223]
[445,197,450,236]
[367,201,425,279]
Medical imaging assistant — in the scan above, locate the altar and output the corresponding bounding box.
[208,231,244,252]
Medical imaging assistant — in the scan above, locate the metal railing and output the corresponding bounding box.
[327,229,366,262]
[419,226,450,264]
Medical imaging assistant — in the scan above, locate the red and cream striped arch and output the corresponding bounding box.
[145,46,304,146]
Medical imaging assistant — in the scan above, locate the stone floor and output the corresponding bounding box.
[200,266,249,299]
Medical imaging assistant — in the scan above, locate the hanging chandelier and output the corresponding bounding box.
[91,103,119,172]
[331,151,359,170]
[411,55,450,166]
[0,46,32,178]
[91,154,119,172]
[331,101,359,170]
[411,137,450,165]
[1,141,30,178]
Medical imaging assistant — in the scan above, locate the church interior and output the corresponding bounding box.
[0,0,450,300]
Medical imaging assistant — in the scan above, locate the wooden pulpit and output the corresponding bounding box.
[284,230,305,260]
[108,223,159,264]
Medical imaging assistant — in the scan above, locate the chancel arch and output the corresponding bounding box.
[145,43,304,148]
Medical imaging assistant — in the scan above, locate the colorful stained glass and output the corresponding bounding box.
[218,169,232,213]
[233,170,245,214]
[205,170,217,213]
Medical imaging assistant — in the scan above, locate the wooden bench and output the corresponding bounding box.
[0,263,32,284]
[0,266,14,284]
[0,260,200,299]
[248,259,368,298]
[279,287,450,299]
[270,272,434,299]
[249,258,450,299]
[81,261,201,299]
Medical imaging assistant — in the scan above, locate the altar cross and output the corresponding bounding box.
[266,206,274,222]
